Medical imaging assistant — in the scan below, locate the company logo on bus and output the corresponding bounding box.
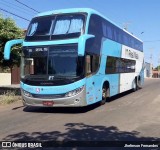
[125,49,139,59]
[36,88,40,93]
[48,76,54,80]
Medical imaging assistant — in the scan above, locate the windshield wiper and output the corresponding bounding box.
[53,75,80,79]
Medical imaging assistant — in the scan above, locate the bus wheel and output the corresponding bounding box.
[100,86,108,105]
[137,76,142,89]
[132,79,137,92]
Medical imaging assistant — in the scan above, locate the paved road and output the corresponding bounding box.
[0,78,160,148]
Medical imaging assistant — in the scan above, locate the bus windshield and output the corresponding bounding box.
[21,45,84,80]
[25,14,86,41]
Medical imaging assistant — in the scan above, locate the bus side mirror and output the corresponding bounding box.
[78,34,95,56]
[4,39,24,60]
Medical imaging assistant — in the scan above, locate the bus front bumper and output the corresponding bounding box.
[21,87,87,107]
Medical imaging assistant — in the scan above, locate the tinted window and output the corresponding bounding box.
[88,14,103,55]
[25,13,86,41]
[22,45,85,78]
[85,54,100,75]
[106,56,136,74]
[52,16,83,35]
[100,17,143,52]
[27,17,53,36]
[51,14,86,40]
[25,16,54,41]
[102,20,113,39]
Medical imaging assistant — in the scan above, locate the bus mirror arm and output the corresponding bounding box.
[4,39,24,60]
[78,34,95,56]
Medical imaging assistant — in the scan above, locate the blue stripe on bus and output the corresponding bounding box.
[102,39,121,57]
[23,39,79,47]
[36,8,93,17]
[20,78,86,95]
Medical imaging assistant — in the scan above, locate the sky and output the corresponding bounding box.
[0,0,160,67]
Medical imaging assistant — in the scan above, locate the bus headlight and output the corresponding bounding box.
[65,86,84,97]
[22,90,33,97]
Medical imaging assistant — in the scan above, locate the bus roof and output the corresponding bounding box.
[36,8,98,17]
[36,8,142,42]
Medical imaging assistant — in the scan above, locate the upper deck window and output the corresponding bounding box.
[53,16,83,35]
[27,17,53,36]
[25,13,86,41]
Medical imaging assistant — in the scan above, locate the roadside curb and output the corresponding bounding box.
[145,78,160,80]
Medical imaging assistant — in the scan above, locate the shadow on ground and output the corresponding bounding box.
[23,103,100,114]
[3,123,160,150]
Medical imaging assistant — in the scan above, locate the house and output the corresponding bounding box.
[152,70,160,78]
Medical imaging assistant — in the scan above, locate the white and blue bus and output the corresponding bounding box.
[4,8,144,107]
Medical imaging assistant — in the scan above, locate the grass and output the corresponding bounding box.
[0,91,21,105]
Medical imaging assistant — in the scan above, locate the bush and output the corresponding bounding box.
[0,91,21,105]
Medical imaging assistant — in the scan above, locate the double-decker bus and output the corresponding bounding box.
[4,8,144,107]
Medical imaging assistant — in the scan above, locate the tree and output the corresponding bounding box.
[0,14,24,71]
[155,65,160,71]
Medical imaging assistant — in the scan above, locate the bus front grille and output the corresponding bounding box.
[32,93,65,99]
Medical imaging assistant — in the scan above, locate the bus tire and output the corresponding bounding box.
[132,79,137,92]
[100,85,109,105]
[137,76,142,89]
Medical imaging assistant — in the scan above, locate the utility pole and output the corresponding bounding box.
[149,48,154,78]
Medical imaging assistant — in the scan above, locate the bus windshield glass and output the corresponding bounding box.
[25,14,86,41]
[21,45,84,79]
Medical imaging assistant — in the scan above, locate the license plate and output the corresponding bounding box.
[43,101,54,106]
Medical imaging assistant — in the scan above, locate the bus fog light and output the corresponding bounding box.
[65,86,84,97]
[22,90,32,97]
[74,99,80,104]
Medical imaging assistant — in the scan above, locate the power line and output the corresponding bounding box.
[0,8,30,22]
[0,1,35,17]
[2,0,36,15]
[144,40,160,43]
[15,0,40,13]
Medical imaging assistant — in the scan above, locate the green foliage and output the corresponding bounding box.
[0,14,24,69]
[0,91,21,105]
[155,65,160,71]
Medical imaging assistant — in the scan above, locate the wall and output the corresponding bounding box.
[0,73,11,85]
